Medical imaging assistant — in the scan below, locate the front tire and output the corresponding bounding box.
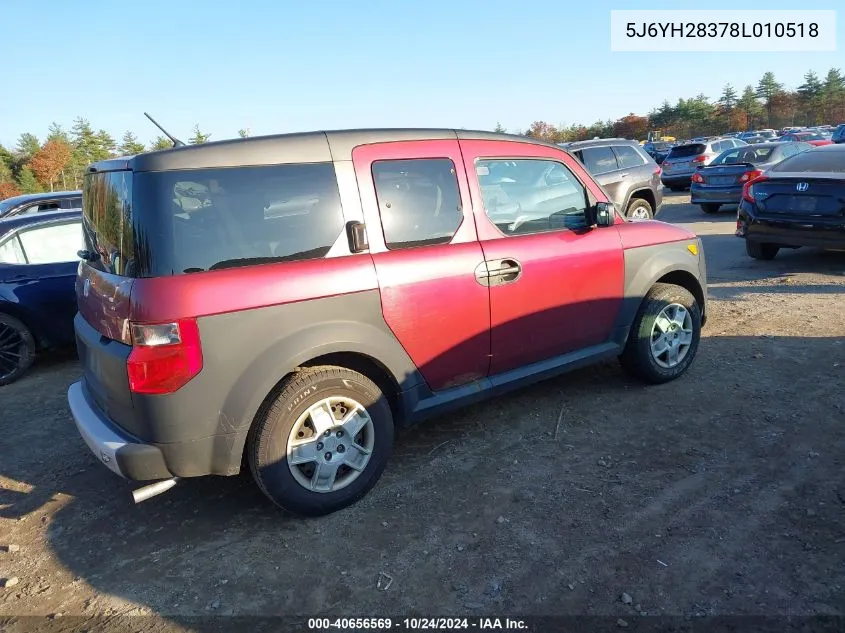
[746,240,779,260]
[0,313,36,386]
[248,366,394,516]
[626,198,653,220]
[701,203,721,214]
[619,283,702,384]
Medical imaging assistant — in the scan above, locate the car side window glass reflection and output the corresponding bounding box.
[17,221,83,264]
[0,236,26,264]
[475,158,589,235]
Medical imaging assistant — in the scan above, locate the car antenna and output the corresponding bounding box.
[143,112,185,147]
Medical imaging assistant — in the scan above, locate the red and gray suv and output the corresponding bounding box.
[68,129,708,516]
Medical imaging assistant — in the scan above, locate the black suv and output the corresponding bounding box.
[831,124,845,144]
[561,139,663,220]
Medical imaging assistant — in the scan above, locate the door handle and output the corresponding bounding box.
[620,172,630,178]
[476,258,522,286]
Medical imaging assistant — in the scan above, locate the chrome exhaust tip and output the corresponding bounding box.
[132,477,180,504]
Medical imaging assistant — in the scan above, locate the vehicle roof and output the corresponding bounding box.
[0,190,82,207]
[89,128,566,173]
[559,138,638,149]
[0,209,81,235]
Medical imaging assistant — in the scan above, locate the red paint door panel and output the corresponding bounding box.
[458,139,625,375]
[352,140,491,391]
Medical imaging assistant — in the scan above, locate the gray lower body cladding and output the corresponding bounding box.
[70,289,421,480]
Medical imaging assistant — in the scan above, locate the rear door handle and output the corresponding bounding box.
[620,172,630,178]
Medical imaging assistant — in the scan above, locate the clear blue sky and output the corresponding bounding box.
[0,0,842,147]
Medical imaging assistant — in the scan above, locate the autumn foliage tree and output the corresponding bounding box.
[0,182,20,200]
[29,139,73,191]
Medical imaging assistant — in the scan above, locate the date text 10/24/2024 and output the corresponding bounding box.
[308,618,529,630]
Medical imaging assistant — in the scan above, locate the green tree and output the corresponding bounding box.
[237,128,251,138]
[118,131,146,156]
[797,71,824,124]
[493,122,507,133]
[755,72,783,124]
[821,68,845,120]
[189,125,211,144]
[738,85,763,128]
[46,123,71,144]
[15,133,40,161]
[150,136,174,150]
[16,167,43,194]
[718,84,738,112]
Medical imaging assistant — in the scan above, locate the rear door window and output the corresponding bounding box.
[612,145,646,169]
[372,158,463,250]
[579,146,619,174]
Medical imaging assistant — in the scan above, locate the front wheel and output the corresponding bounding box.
[701,203,721,214]
[248,366,394,516]
[626,198,653,220]
[746,240,779,260]
[0,313,36,386]
[619,283,702,384]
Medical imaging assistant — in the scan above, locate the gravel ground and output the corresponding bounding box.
[1,193,844,629]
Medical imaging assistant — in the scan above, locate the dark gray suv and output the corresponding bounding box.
[561,139,663,220]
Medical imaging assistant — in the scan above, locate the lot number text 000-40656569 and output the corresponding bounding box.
[610,10,837,52]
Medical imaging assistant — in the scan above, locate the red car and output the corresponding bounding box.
[777,132,833,147]
[67,129,708,516]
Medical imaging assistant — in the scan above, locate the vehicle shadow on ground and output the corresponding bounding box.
[2,323,845,620]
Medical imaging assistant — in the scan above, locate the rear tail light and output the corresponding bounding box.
[653,166,662,175]
[741,175,768,203]
[691,155,708,163]
[738,169,763,183]
[127,319,203,395]
[691,172,704,184]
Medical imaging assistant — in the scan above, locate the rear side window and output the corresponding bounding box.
[668,144,706,158]
[579,146,619,174]
[84,163,346,277]
[372,158,463,250]
[82,171,133,275]
[771,150,845,173]
[612,145,647,169]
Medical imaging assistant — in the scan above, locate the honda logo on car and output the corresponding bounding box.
[796,182,810,192]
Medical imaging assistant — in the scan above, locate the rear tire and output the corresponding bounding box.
[701,203,721,214]
[619,283,702,385]
[248,366,394,516]
[626,198,653,220]
[746,240,780,260]
[0,313,36,386]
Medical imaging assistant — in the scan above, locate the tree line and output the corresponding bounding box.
[512,68,845,144]
[2,68,844,201]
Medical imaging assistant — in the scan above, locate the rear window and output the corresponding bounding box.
[612,145,647,168]
[667,144,705,159]
[83,163,345,277]
[711,146,774,165]
[771,149,845,173]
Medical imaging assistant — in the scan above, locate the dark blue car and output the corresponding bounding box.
[0,209,82,385]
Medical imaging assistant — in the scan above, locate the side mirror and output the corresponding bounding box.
[346,221,369,253]
[586,202,615,227]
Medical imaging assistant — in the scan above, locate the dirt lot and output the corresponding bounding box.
[1,193,845,627]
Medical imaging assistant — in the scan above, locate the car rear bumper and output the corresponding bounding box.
[736,203,845,248]
[68,380,234,481]
[690,185,742,205]
[69,381,175,480]
[660,174,692,187]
